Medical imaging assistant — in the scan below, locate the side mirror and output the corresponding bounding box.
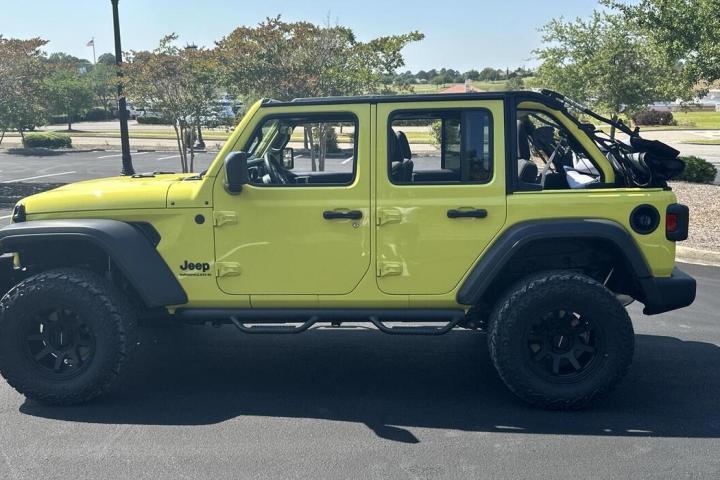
[282,147,294,169]
[224,151,249,194]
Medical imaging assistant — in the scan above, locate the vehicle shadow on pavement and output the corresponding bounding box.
[19,326,720,443]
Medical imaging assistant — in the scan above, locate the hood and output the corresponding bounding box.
[20,174,188,214]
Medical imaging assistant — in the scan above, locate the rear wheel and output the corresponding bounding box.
[488,271,634,410]
[0,268,136,405]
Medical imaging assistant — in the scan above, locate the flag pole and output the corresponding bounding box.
[92,37,96,64]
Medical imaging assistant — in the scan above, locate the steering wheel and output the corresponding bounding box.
[263,151,288,184]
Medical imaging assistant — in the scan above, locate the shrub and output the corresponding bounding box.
[137,115,169,125]
[676,156,717,184]
[48,114,69,125]
[632,110,676,126]
[83,107,112,121]
[22,132,72,149]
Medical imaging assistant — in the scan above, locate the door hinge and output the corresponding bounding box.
[377,208,402,226]
[216,262,241,278]
[213,211,238,227]
[377,261,403,277]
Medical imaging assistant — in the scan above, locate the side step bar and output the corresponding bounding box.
[176,309,467,336]
[229,316,319,334]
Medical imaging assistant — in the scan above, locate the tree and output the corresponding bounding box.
[479,67,501,81]
[535,11,689,133]
[431,74,448,86]
[506,76,525,91]
[605,0,720,86]
[463,69,480,81]
[123,35,221,172]
[97,52,116,66]
[45,67,94,130]
[0,36,48,141]
[215,16,423,101]
[88,63,116,116]
[216,16,422,170]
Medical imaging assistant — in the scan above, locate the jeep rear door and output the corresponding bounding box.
[375,99,507,295]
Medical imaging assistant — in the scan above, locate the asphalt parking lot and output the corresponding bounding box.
[0,150,218,185]
[0,264,718,478]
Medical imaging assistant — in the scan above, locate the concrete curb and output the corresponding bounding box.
[2,147,108,156]
[676,246,720,267]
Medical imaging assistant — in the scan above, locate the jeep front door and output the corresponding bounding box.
[213,106,371,298]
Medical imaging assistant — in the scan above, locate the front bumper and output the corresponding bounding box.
[639,267,697,315]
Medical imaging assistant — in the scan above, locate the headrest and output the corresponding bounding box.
[388,130,399,163]
[396,131,412,160]
[531,126,556,156]
[517,120,531,160]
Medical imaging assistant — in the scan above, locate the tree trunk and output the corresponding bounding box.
[318,125,327,172]
[189,121,197,173]
[18,129,25,141]
[0,129,5,147]
[196,124,205,150]
[173,123,187,173]
[308,127,317,172]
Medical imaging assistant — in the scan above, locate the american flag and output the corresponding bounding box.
[86,39,94,47]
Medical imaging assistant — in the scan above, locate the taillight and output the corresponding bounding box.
[666,204,689,241]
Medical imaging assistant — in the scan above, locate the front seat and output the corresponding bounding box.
[518,159,538,183]
[396,131,414,183]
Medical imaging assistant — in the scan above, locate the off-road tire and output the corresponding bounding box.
[0,268,136,405]
[488,270,634,410]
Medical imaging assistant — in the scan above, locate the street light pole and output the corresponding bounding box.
[111,0,135,176]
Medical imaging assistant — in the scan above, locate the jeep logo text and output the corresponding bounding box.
[180,260,210,272]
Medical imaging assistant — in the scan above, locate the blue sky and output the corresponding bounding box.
[0,0,601,71]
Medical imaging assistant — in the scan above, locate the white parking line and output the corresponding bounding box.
[341,156,354,164]
[157,155,180,160]
[97,151,149,159]
[2,171,76,183]
[0,214,12,220]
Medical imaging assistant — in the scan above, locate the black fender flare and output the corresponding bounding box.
[456,219,652,305]
[0,219,187,307]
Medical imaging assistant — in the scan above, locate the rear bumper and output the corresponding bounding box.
[639,267,696,315]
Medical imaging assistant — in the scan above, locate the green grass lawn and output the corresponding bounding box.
[671,111,720,129]
[681,139,720,145]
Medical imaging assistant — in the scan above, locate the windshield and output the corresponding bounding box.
[246,119,281,159]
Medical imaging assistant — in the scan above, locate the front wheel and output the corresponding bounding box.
[0,268,136,405]
[488,271,634,410]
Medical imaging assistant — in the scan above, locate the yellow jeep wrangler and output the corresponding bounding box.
[0,90,696,409]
